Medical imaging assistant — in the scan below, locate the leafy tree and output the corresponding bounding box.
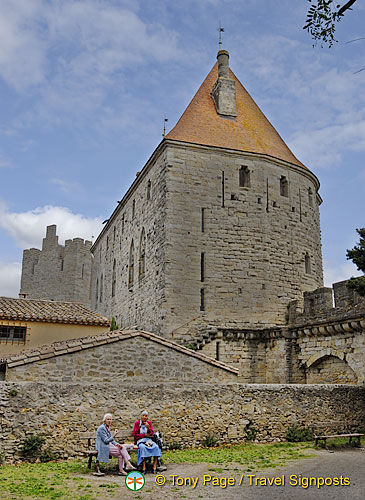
[346,228,365,296]
[110,316,119,331]
[304,0,358,47]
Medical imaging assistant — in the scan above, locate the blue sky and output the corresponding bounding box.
[0,0,364,297]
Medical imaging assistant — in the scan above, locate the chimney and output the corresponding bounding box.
[211,50,237,119]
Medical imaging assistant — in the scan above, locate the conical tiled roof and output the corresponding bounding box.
[166,63,305,169]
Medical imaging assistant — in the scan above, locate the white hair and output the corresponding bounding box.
[103,413,113,422]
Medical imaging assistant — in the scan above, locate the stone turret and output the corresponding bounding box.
[211,49,237,118]
[20,225,93,308]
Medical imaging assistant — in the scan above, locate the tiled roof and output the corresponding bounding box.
[1,328,239,375]
[0,296,110,327]
[166,63,306,169]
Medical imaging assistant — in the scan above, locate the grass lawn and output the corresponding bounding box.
[1,440,354,500]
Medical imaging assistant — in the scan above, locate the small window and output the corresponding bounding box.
[100,273,104,303]
[239,166,250,188]
[147,180,151,200]
[139,229,146,280]
[106,236,109,250]
[95,278,99,303]
[132,200,135,219]
[201,208,205,232]
[280,176,288,197]
[0,325,26,343]
[112,259,116,297]
[308,188,314,208]
[113,227,116,242]
[201,253,205,282]
[129,241,135,287]
[121,214,125,234]
[200,288,205,311]
[305,253,311,274]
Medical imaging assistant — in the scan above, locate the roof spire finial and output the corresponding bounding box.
[162,116,168,137]
[217,21,224,49]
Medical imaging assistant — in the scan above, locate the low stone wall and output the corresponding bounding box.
[0,382,364,463]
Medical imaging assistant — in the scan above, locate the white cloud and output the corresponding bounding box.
[0,260,21,298]
[0,201,103,249]
[323,260,361,288]
[289,120,365,168]
[49,178,83,195]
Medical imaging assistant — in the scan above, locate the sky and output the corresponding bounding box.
[0,0,364,297]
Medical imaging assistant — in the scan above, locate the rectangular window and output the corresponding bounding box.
[216,341,220,361]
[0,325,26,342]
[200,288,205,311]
[201,208,205,232]
[200,252,205,282]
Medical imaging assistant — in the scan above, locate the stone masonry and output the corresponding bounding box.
[20,225,92,308]
[0,381,363,463]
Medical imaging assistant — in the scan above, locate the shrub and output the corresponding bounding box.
[185,343,197,351]
[245,426,257,442]
[167,442,182,450]
[202,434,218,448]
[8,388,17,397]
[39,447,57,463]
[20,434,45,458]
[286,426,313,442]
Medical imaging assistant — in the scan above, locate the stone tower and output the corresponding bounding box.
[20,225,93,308]
[91,50,323,342]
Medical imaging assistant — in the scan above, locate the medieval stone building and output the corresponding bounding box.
[20,225,92,308]
[91,49,323,341]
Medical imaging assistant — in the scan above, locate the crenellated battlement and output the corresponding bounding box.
[20,225,92,307]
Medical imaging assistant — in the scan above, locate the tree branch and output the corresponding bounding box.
[338,0,357,17]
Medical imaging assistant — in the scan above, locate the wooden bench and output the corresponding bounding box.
[314,433,364,450]
[81,431,137,473]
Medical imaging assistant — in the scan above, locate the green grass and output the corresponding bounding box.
[163,441,313,469]
[0,442,316,499]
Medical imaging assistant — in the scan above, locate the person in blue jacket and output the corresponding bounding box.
[96,413,135,475]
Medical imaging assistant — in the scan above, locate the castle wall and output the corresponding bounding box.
[20,225,92,308]
[0,382,363,463]
[162,142,323,340]
[91,151,168,332]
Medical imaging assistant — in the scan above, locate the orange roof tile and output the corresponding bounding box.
[166,63,306,169]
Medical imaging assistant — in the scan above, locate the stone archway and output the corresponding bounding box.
[306,353,357,384]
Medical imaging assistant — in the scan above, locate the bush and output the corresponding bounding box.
[185,343,197,351]
[20,434,45,458]
[245,426,257,442]
[39,447,57,463]
[167,441,182,450]
[8,388,17,397]
[286,426,313,442]
[202,434,218,448]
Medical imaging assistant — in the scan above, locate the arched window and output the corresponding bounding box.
[147,180,151,200]
[308,188,314,207]
[100,273,104,303]
[280,176,288,197]
[305,253,312,274]
[95,278,99,303]
[139,229,146,280]
[112,259,116,297]
[128,240,135,287]
[239,166,250,188]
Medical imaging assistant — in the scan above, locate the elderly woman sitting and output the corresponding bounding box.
[96,413,135,475]
[132,410,162,475]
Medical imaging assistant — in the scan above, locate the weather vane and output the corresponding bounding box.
[217,21,224,49]
[162,116,168,137]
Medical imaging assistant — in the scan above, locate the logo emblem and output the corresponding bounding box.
[125,471,145,491]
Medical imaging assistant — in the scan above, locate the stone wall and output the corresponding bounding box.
[91,148,168,333]
[0,382,363,463]
[92,139,323,341]
[159,142,323,340]
[4,335,238,384]
[20,225,92,308]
